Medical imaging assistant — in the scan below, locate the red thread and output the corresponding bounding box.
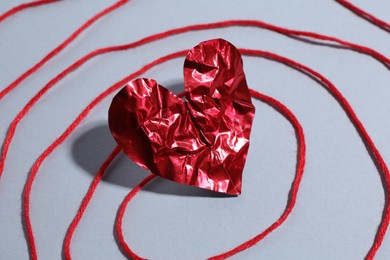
[337,0,390,33]
[0,0,129,101]
[0,0,59,23]
[63,146,122,260]
[115,89,306,260]
[13,31,390,260]
[0,19,386,260]
[114,174,155,260]
[54,48,389,259]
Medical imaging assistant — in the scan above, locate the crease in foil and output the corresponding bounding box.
[108,38,255,195]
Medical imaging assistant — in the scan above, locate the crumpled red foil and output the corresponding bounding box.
[108,39,255,195]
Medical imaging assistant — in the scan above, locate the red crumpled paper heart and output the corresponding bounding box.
[108,39,255,195]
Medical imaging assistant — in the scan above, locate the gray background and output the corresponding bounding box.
[1,0,390,259]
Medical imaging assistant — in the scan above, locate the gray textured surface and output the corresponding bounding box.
[0,0,390,259]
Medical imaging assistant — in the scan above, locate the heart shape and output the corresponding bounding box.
[108,39,255,195]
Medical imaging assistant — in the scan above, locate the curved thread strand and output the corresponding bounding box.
[337,0,390,33]
[0,0,59,23]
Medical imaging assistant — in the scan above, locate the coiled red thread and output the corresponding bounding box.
[21,47,389,259]
[6,24,390,260]
[115,88,305,260]
[0,0,129,101]
[337,0,390,33]
[0,13,387,260]
[0,0,59,23]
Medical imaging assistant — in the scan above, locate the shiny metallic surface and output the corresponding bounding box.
[108,39,255,195]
